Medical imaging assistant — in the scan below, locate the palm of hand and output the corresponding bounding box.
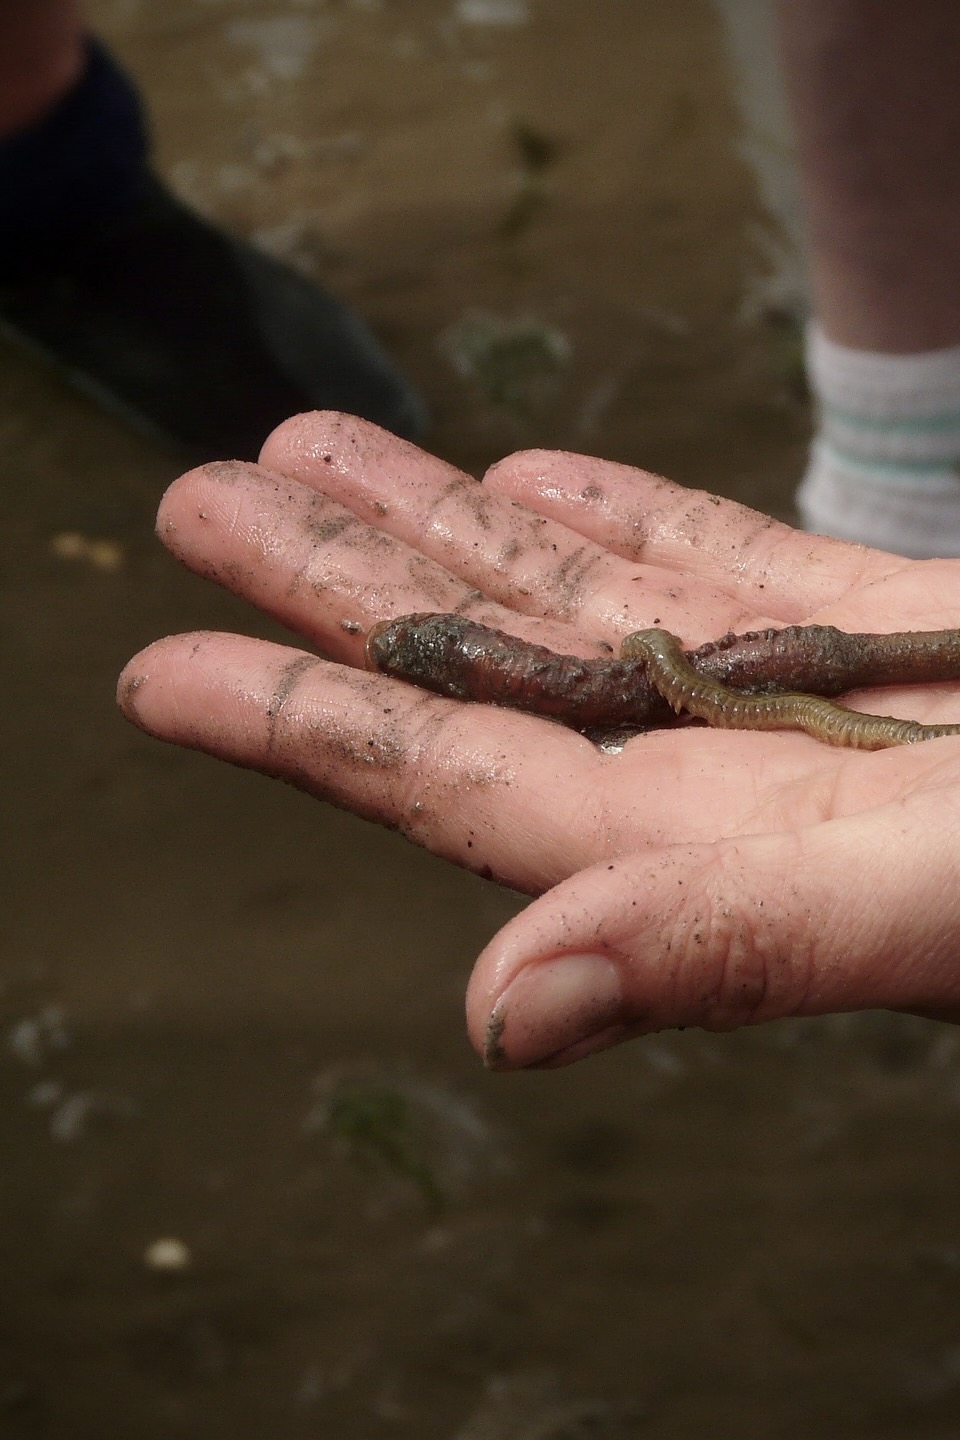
[119,413,960,1065]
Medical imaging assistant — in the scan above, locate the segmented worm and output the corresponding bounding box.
[365,612,960,747]
[623,628,960,749]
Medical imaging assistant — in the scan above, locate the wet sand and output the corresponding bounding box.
[4,2,960,1437]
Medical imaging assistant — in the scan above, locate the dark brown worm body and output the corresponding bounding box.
[365,612,662,726]
[365,612,960,746]
[625,628,960,750]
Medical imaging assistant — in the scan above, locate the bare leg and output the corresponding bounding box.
[0,1,84,136]
[777,0,960,352]
[778,0,960,556]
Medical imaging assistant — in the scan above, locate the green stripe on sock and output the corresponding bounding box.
[818,439,960,484]
[823,401,960,436]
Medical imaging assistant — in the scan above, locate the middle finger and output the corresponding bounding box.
[258,411,767,642]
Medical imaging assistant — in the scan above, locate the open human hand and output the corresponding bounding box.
[118,412,960,1067]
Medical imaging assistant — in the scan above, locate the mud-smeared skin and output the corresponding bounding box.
[366,613,960,747]
[625,628,960,750]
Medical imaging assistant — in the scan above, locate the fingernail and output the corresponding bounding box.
[484,953,625,1069]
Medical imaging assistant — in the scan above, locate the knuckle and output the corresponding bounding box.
[676,850,814,1028]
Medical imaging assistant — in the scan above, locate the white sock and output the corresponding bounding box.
[797,324,960,558]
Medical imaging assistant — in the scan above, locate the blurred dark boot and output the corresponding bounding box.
[0,38,427,461]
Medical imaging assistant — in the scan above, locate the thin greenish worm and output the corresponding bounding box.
[621,628,960,750]
[365,613,960,749]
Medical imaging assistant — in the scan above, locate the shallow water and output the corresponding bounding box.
[3,2,959,1437]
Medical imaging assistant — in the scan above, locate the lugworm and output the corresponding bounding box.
[365,612,960,747]
[366,611,662,727]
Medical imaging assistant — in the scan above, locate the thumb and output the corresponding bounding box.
[466,805,960,1068]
